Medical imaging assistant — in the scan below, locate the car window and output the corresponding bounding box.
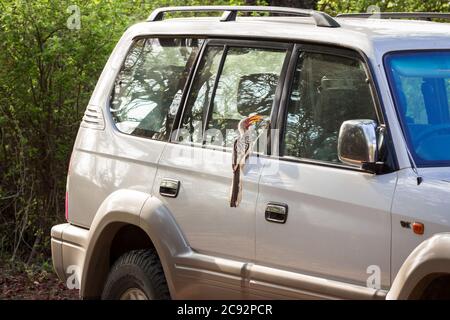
[179,45,287,148]
[385,51,450,164]
[284,51,377,163]
[179,46,224,144]
[110,38,202,140]
[398,77,428,124]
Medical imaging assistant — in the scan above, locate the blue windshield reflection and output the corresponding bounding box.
[386,51,450,166]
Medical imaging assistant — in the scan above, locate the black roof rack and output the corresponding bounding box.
[147,6,340,28]
[337,12,450,21]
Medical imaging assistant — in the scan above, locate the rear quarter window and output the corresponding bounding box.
[110,38,202,141]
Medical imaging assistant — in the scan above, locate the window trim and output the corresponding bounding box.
[270,155,375,173]
[383,49,450,168]
[172,38,293,154]
[203,44,228,138]
[276,43,398,173]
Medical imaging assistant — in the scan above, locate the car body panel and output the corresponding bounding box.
[256,157,397,289]
[391,168,450,281]
[388,233,450,299]
[50,223,88,284]
[154,143,262,261]
[68,126,166,227]
[54,191,390,299]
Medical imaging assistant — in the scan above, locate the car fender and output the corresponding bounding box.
[139,196,191,299]
[80,190,189,299]
[80,189,149,298]
[387,233,450,299]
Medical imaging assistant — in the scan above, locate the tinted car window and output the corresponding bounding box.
[179,46,224,144]
[284,52,377,163]
[206,47,285,147]
[110,38,202,140]
[386,51,450,164]
[179,45,286,148]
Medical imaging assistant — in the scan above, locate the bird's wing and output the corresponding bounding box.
[232,139,240,172]
[243,133,251,160]
[235,137,250,165]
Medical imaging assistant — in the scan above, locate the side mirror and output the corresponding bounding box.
[338,120,379,169]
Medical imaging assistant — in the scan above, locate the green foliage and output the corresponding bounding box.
[317,0,450,15]
[0,0,254,263]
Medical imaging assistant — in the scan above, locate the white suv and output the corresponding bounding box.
[51,6,450,299]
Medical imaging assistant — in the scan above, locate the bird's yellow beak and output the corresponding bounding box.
[247,115,264,125]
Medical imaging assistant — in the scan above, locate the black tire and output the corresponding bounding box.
[101,249,170,300]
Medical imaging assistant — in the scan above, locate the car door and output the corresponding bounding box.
[154,40,290,266]
[253,45,398,299]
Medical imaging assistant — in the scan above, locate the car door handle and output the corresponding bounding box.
[265,203,288,224]
[159,178,180,198]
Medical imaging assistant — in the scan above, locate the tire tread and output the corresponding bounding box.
[102,249,170,300]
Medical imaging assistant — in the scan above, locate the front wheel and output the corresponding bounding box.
[101,249,170,300]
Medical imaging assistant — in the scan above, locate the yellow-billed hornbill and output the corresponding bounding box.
[230,114,264,208]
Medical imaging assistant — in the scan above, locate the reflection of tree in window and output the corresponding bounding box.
[110,38,202,140]
[396,76,427,124]
[284,52,376,163]
[180,46,285,147]
[180,46,224,144]
[207,48,285,147]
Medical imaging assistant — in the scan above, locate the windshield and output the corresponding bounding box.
[385,51,450,166]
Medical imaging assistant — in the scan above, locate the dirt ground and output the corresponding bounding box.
[0,264,79,300]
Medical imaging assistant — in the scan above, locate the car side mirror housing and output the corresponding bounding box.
[338,120,380,171]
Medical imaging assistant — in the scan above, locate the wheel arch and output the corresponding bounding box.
[80,190,189,299]
[387,233,450,299]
